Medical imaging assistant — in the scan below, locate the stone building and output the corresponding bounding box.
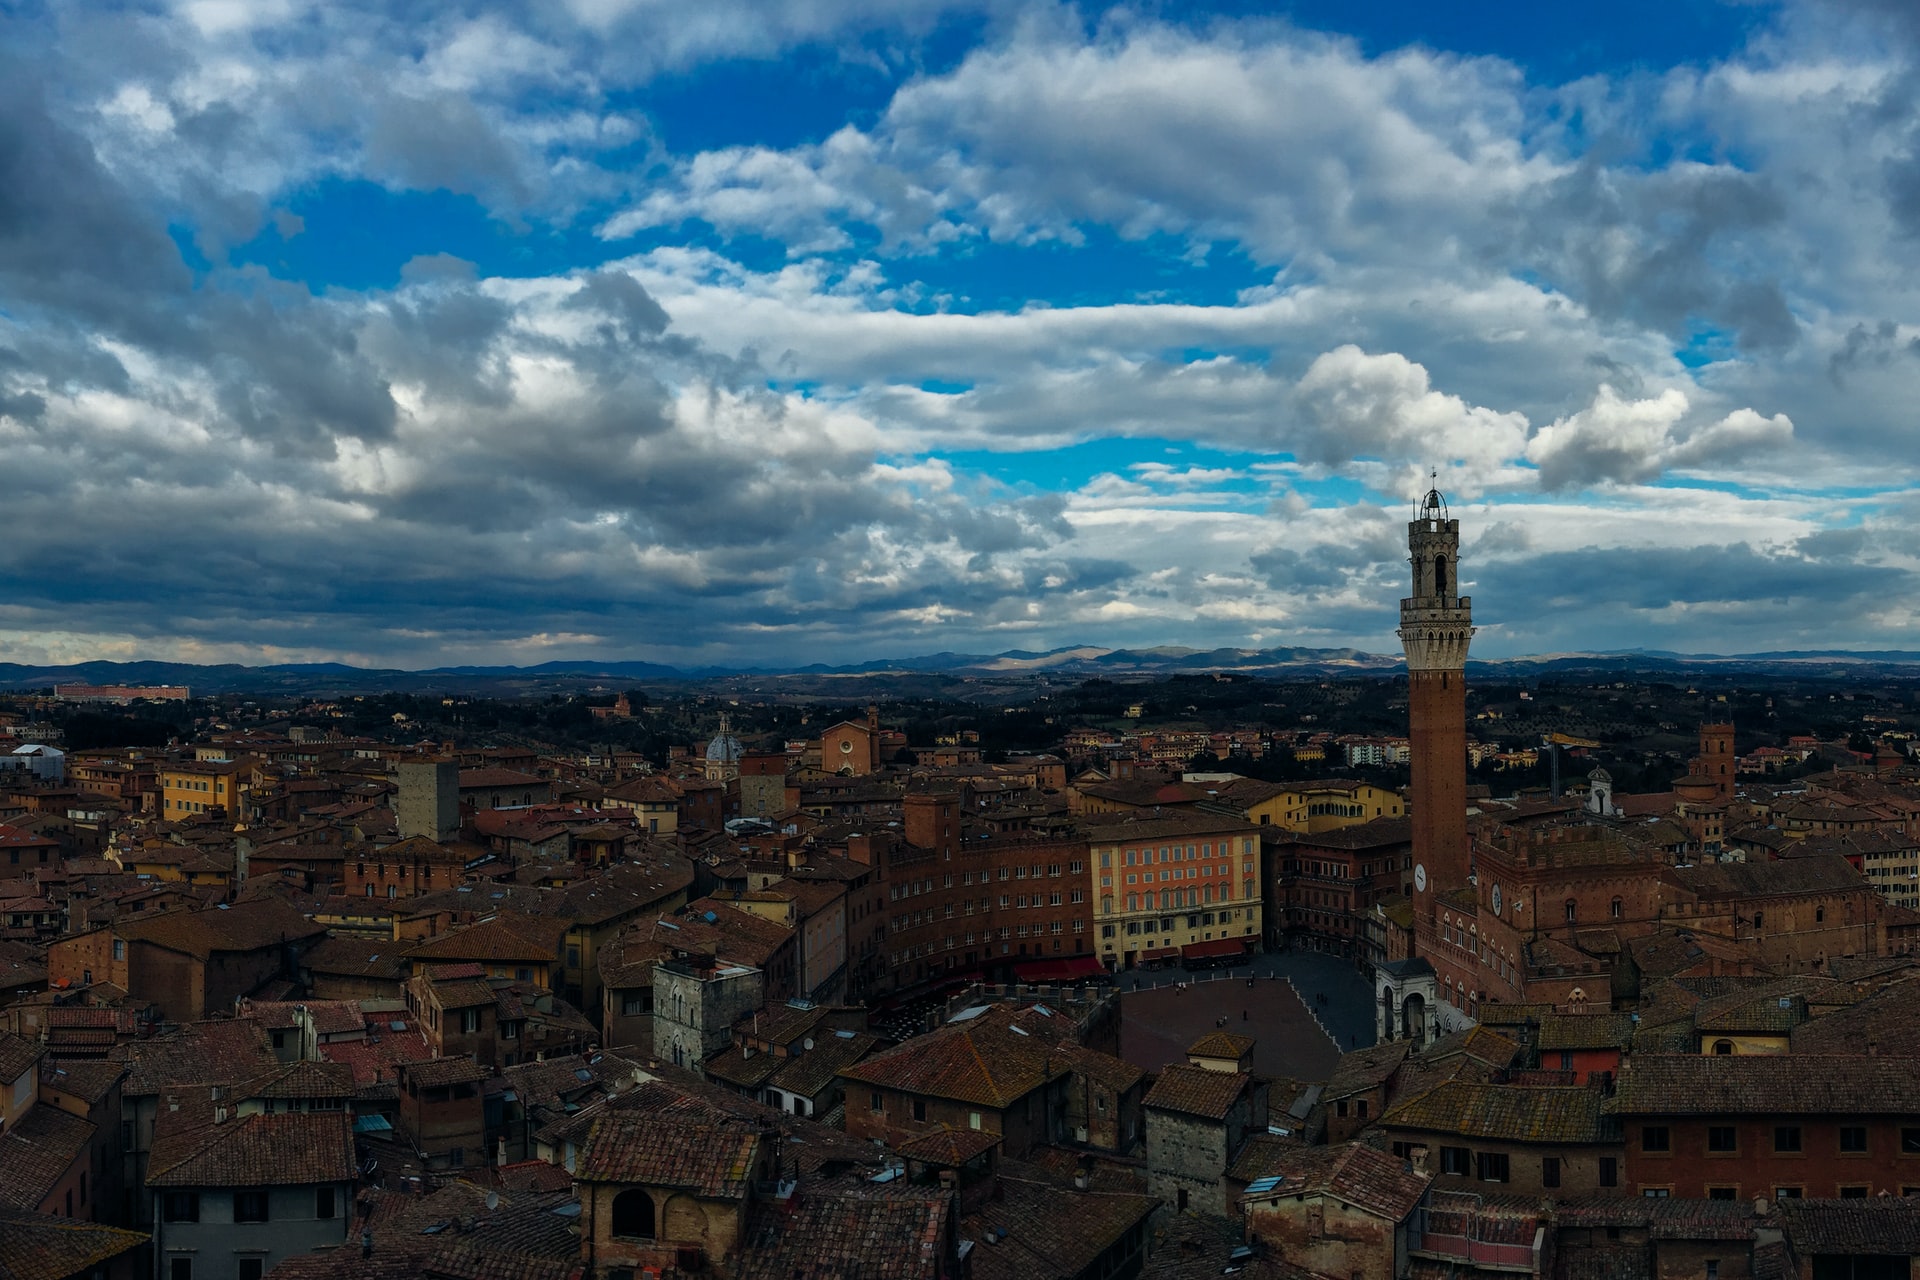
[1141,1062,1266,1217]
[652,954,766,1070]
[1241,1142,1431,1280]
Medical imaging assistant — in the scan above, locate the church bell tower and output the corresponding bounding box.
[1400,481,1473,908]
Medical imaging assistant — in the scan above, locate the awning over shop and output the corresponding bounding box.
[1181,937,1248,961]
[1012,955,1106,982]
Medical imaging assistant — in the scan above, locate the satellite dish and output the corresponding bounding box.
[485,1191,499,1211]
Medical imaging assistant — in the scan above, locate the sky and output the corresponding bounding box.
[5,0,1920,669]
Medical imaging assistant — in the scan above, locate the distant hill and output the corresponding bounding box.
[3,645,1920,696]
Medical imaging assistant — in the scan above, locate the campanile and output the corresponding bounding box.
[1399,483,1474,909]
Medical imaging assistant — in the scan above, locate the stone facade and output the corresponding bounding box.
[652,958,765,1069]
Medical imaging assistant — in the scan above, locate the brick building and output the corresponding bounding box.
[1607,1054,1920,1199]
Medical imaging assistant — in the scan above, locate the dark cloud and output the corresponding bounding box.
[1514,161,1799,354]
[1481,542,1891,615]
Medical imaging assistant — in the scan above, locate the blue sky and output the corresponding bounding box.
[3,0,1919,667]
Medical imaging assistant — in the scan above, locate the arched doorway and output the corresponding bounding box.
[1401,993,1427,1044]
[610,1189,655,1240]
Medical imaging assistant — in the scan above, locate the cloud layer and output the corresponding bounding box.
[1,1,1918,665]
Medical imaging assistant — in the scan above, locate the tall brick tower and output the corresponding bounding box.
[1400,482,1474,907]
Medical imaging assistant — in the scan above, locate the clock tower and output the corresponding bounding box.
[1400,482,1473,912]
[1376,481,1474,1045]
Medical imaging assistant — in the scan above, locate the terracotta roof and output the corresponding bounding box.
[1383,1081,1615,1145]
[0,1029,44,1082]
[116,1020,279,1096]
[737,1184,954,1280]
[1143,1063,1252,1121]
[1422,1025,1520,1069]
[1242,1142,1431,1221]
[0,1104,95,1209]
[1777,1198,1920,1255]
[148,1108,354,1188]
[568,1102,762,1197]
[115,896,324,958]
[596,927,668,990]
[769,1031,884,1101]
[894,1125,1003,1166]
[1607,1055,1920,1116]
[39,1056,128,1105]
[247,1059,355,1100]
[401,1057,488,1089]
[404,912,564,964]
[1537,1013,1637,1052]
[840,1006,1077,1109]
[1227,1131,1302,1182]
[962,1160,1158,1280]
[1326,1041,1411,1099]
[1669,854,1870,899]
[1187,1031,1255,1060]
[0,1204,146,1280]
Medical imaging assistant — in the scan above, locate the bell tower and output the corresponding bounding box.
[1400,480,1473,910]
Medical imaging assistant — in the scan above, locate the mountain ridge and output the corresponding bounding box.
[4,645,1920,696]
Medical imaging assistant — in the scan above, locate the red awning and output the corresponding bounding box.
[1012,956,1106,982]
[1181,937,1248,960]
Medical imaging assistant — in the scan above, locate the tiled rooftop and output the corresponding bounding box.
[1143,1063,1251,1121]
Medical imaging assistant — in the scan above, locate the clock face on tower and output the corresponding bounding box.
[1414,864,1428,893]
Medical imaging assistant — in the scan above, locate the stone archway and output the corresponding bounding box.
[1401,993,1427,1044]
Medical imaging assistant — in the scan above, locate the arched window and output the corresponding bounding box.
[611,1189,655,1239]
[1713,1040,1734,1056]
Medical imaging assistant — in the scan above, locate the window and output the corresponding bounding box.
[1775,1125,1803,1153]
[1440,1146,1471,1176]
[1641,1125,1671,1153]
[1542,1157,1561,1188]
[1476,1152,1509,1184]
[317,1186,337,1219]
[162,1192,200,1223]
[234,1190,269,1222]
[1707,1126,1737,1153]
[610,1189,655,1239]
[1599,1157,1618,1188]
[1840,1125,1868,1153]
